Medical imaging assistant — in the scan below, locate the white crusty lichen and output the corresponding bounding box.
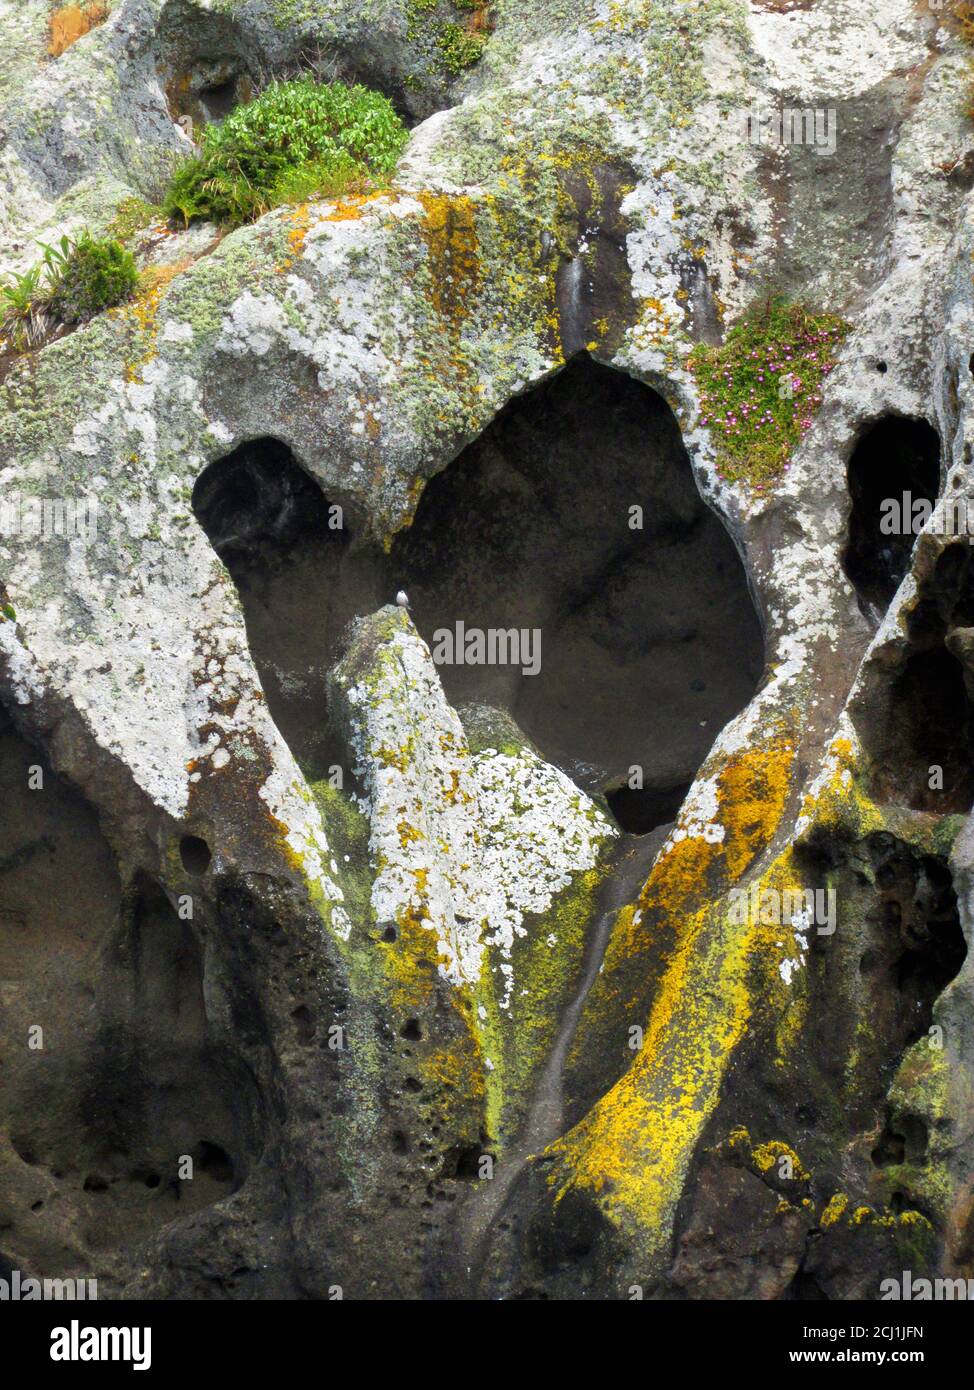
[335,612,615,993]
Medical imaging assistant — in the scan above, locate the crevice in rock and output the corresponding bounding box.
[843,415,940,620]
[192,436,370,781]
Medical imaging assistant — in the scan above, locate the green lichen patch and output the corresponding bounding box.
[688,297,849,490]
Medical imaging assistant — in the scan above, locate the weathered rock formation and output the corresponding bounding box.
[2,0,974,1300]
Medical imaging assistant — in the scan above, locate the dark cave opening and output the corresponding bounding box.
[180,834,212,876]
[192,436,374,780]
[392,356,764,802]
[604,781,692,836]
[842,416,940,619]
[862,542,974,814]
[193,357,765,812]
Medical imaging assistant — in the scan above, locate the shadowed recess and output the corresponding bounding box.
[0,709,261,1279]
[192,357,765,833]
[861,541,974,813]
[843,416,940,619]
[391,356,765,819]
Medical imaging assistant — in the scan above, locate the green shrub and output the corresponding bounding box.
[47,232,139,325]
[688,297,849,490]
[162,77,409,227]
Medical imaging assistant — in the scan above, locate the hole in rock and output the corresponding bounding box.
[193,358,764,807]
[292,1004,316,1044]
[843,416,940,619]
[179,834,212,876]
[197,1140,235,1184]
[392,356,764,797]
[861,836,966,1049]
[0,710,260,1274]
[198,79,240,123]
[861,543,974,813]
[156,0,256,129]
[784,830,966,1141]
[192,438,370,781]
[401,1018,423,1041]
[439,1142,488,1181]
[604,781,692,836]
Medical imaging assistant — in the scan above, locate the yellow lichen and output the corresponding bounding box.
[821,1192,848,1227]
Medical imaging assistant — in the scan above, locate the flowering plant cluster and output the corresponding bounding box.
[688,298,849,490]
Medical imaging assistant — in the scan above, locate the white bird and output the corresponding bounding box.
[395,590,409,608]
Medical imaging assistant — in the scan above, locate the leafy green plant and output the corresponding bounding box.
[0,262,52,351]
[46,232,139,325]
[162,77,409,227]
[688,297,849,490]
[2,231,138,352]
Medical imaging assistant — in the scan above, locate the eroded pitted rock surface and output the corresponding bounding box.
[2,0,974,1300]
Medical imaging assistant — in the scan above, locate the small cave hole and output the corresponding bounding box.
[439,1143,486,1180]
[400,1018,423,1041]
[179,834,212,876]
[197,1141,235,1185]
[381,925,398,943]
[843,416,940,619]
[291,1004,316,1044]
[198,78,240,122]
[871,1126,905,1166]
[604,781,691,835]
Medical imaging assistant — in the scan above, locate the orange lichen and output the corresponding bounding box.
[416,192,481,329]
[49,3,108,58]
[320,192,388,223]
[116,259,193,382]
[717,735,794,878]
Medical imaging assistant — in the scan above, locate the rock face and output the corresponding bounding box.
[1,0,974,1301]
